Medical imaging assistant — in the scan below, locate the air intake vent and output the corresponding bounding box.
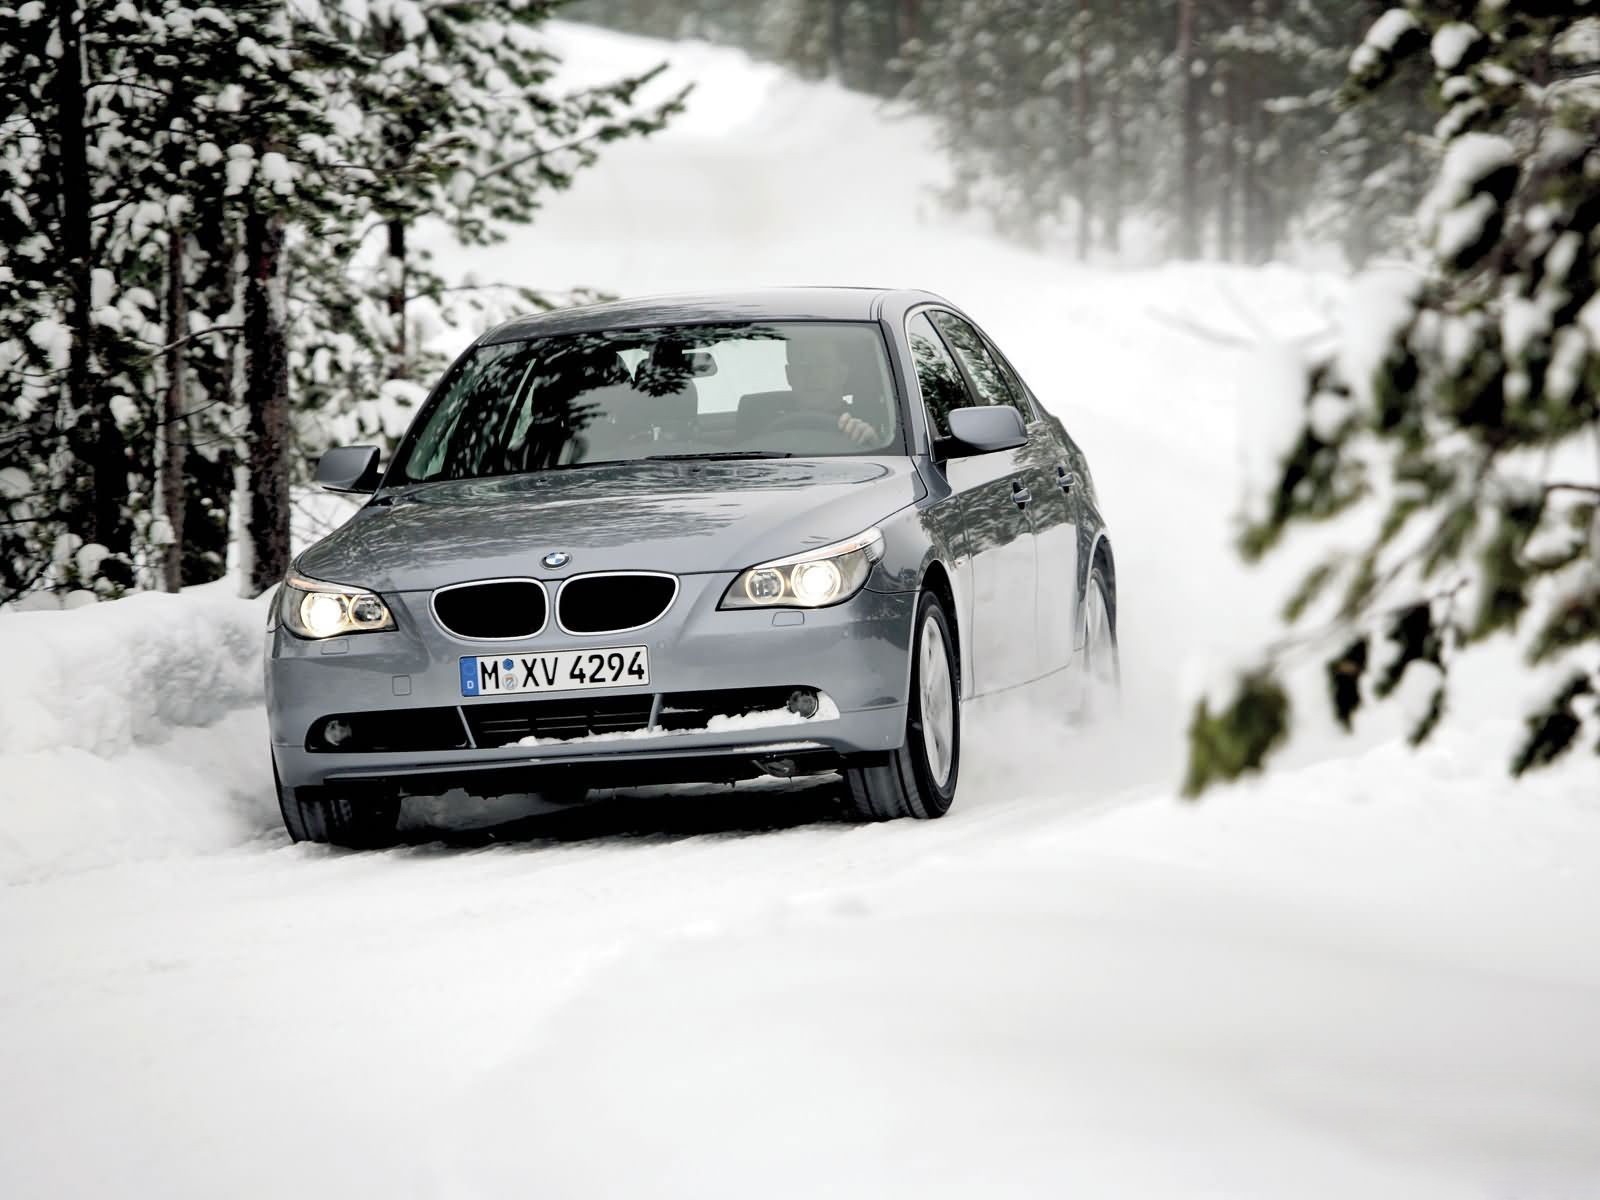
[432,580,548,640]
[558,573,678,635]
[464,696,655,748]
[655,687,800,730]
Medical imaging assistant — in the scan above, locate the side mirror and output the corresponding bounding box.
[943,406,1027,457]
[316,445,382,493]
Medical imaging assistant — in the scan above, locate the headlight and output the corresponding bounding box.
[720,528,884,610]
[279,573,396,639]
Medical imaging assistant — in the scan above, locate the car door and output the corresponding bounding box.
[985,329,1082,678]
[907,310,1039,695]
[928,310,1077,682]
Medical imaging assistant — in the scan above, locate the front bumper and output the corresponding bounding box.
[267,573,916,792]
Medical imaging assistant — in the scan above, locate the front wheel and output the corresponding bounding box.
[275,761,400,849]
[845,591,960,821]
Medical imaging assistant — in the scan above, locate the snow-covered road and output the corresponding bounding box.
[2,23,1598,1199]
[5,709,1597,1198]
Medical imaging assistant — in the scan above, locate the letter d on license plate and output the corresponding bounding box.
[459,645,649,697]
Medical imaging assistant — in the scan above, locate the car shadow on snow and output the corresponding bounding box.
[392,776,853,851]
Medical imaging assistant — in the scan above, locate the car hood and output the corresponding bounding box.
[296,457,925,594]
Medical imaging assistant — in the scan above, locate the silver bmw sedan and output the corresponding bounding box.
[266,288,1118,846]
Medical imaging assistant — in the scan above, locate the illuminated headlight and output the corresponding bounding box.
[721,528,884,610]
[279,573,396,639]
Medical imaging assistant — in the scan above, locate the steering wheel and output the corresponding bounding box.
[763,409,842,435]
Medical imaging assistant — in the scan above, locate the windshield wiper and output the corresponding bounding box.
[642,450,793,462]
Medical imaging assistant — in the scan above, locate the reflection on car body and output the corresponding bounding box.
[266,288,1118,846]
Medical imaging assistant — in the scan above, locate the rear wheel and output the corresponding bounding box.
[845,591,960,821]
[1077,563,1120,721]
[275,761,401,849]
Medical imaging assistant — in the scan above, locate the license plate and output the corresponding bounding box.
[459,646,649,697]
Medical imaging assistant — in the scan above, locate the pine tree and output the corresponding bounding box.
[1,0,685,604]
[1184,2,1600,794]
[314,1,685,386]
[0,0,183,600]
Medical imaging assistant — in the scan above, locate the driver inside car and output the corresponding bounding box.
[783,340,885,447]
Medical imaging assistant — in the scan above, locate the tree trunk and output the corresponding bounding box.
[870,0,897,92]
[1074,0,1093,261]
[161,228,188,592]
[1238,66,1257,262]
[386,216,407,379]
[827,0,846,80]
[1218,59,1236,261]
[1104,37,1123,256]
[1176,0,1200,259]
[899,0,919,43]
[1246,77,1269,263]
[183,185,239,587]
[243,205,291,596]
[55,0,130,575]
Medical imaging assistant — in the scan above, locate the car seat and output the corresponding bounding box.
[736,390,792,438]
[630,343,702,441]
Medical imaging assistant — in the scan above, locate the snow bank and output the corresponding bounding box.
[0,585,277,881]
[0,584,265,757]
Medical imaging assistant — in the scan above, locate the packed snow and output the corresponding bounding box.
[0,583,273,883]
[514,695,842,747]
[1,21,1597,1200]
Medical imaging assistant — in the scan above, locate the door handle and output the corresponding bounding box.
[1011,481,1032,508]
[1057,466,1078,494]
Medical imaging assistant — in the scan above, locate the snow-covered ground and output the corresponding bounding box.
[2,23,1598,1200]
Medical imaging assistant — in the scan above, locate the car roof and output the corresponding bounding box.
[479,286,949,344]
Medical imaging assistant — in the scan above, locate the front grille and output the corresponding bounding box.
[433,580,548,640]
[557,573,677,635]
[463,695,656,748]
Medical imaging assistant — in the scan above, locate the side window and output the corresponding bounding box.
[983,338,1042,422]
[928,310,1026,417]
[906,311,974,438]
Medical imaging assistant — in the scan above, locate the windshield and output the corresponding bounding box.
[392,320,901,485]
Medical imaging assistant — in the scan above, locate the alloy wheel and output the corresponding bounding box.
[919,612,956,787]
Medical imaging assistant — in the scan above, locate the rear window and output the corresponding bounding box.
[393,321,901,485]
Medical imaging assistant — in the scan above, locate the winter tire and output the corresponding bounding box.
[845,590,960,821]
[1077,562,1120,722]
[275,761,401,849]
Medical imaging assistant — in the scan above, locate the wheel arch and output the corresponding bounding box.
[917,557,964,696]
[1087,531,1116,634]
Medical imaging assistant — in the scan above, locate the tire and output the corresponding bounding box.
[845,590,960,821]
[275,760,401,849]
[1077,562,1120,722]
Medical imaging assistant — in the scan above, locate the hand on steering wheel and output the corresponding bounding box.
[837,413,879,446]
[761,408,881,446]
